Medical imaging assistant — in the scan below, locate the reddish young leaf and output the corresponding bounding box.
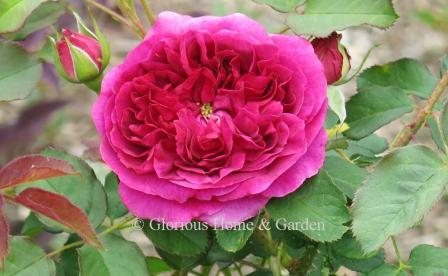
[0,155,77,190]
[0,195,9,269]
[11,188,101,248]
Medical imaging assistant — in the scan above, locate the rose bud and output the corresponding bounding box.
[50,13,110,91]
[311,32,351,85]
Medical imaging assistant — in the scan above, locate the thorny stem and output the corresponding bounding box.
[392,70,448,148]
[140,0,156,25]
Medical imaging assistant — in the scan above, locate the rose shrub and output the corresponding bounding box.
[93,12,327,227]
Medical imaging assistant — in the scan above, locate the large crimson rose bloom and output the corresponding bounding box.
[93,12,327,227]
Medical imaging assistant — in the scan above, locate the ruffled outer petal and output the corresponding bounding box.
[119,183,268,228]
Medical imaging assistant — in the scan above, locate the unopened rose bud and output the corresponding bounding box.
[312,32,351,85]
[50,13,110,91]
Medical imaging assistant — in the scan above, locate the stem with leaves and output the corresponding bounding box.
[392,71,448,148]
[386,70,448,268]
[18,215,136,273]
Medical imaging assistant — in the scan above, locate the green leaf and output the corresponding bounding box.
[0,0,53,33]
[364,263,407,276]
[0,44,42,102]
[325,110,339,129]
[440,102,448,148]
[427,115,446,153]
[440,54,448,77]
[336,252,384,273]
[331,234,384,273]
[286,0,398,37]
[346,134,388,165]
[20,213,44,237]
[243,229,276,258]
[357,59,438,99]
[352,145,448,253]
[327,86,346,123]
[145,257,172,275]
[2,236,55,276]
[143,221,209,257]
[55,248,79,276]
[78,233,149,276]
[267,171,350,242]
[104,172,128,219]
[155,248,203,271]
[6,0,67,40]
[408,244,448,276]
[202,239,249,267]
[252,0,305,12]
[322,156,367,199]
[215,217,257,253]
[345,86,414,140]
[21,149,107,230]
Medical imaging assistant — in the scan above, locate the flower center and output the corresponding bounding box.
[201,103,213,118]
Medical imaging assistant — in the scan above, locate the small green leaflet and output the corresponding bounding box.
[345,86,414,140]
[357,58,438,99]
[408,244,448,276]
[327,86,346,123]
[352,145,448,253]
[0,44,42,102]
[0,0,56,34]
[267,171,350,242]
[78,233,149,276]
[287,0,398,37]
[2,236,55,275]
[252,0,305,12]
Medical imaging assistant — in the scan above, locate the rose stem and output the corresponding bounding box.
[84,0,144,38]
[392,70,448,148]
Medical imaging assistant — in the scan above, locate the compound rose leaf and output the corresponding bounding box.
[0,154,77,190]
[11,188,101,248]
